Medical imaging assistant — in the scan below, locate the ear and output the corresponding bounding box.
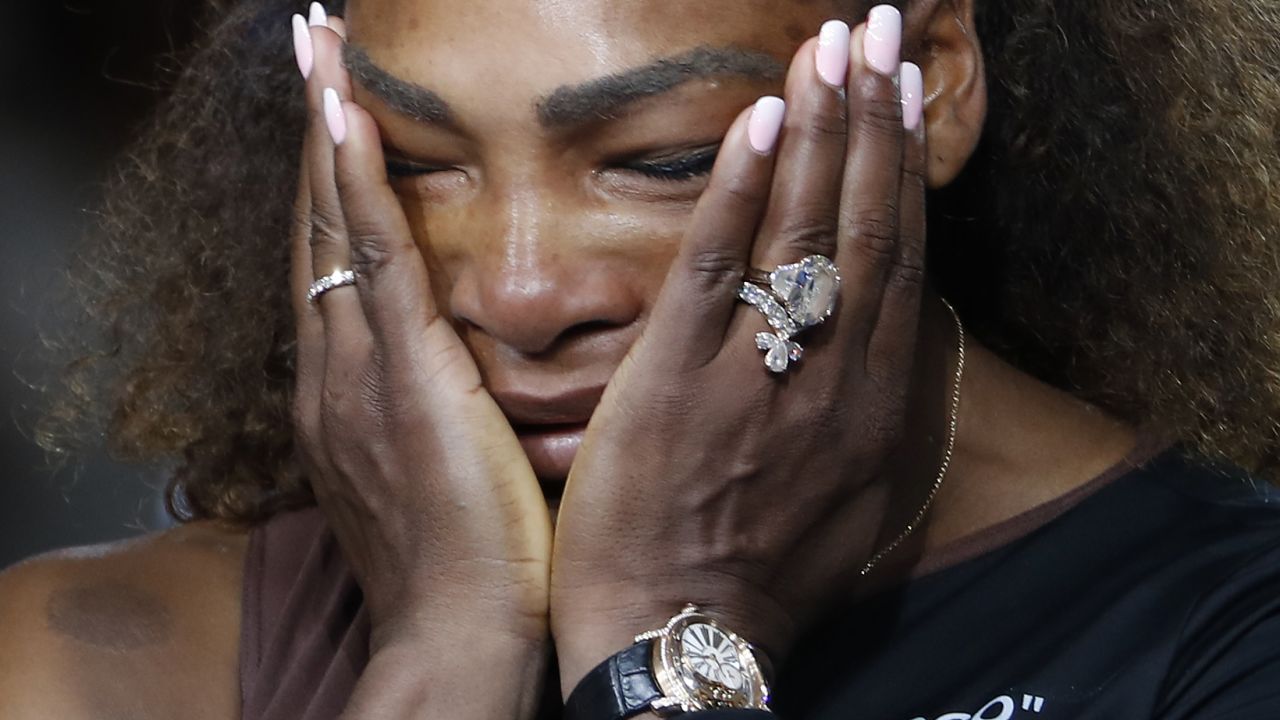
[903,0,987,188]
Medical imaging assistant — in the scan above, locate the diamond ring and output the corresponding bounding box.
[745,255,841,328]
[307,269,357,303]
[738,282,802,373]
[737,254,841,374]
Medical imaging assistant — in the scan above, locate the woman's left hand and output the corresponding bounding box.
[550,13,933,690]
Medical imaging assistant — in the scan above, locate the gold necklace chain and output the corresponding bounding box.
[859,298,966,577]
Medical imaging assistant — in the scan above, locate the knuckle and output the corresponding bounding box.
[901,162,928,190]
[333,163,369,204]
[864,410,905,450]
[718,172,768,211]
[852,79,904,140]
[320,360,372,415]
[348,226,398,277]
[685,246,747,289]
[843,201,900,263]
[319,383,355,423]
[320,377,388,439]
[308,207,347,253]
[773,211,839,257]
[887,256,926,291]
[357,369,400,425]
[291,196,314,238]
[794,100,848,146]
[808,394,851,435]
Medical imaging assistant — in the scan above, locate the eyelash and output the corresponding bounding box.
[385,159,447,178]
[625,146,720,181]
[383,146,720,182]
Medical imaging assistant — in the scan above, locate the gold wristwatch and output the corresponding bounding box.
[564,604,773,719]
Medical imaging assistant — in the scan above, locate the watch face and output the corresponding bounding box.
[680,623,745,690]
[650,608,769,714]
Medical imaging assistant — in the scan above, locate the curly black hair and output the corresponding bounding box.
[36,0,1280,524]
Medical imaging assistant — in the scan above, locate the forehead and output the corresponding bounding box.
[344,0,836,103]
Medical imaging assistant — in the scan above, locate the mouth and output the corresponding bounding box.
[515,422,588,499]
[491,384,605,491]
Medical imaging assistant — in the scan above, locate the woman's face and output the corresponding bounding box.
[342,0,856,478]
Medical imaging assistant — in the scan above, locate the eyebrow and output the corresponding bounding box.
[343,44,786,130]
[344,44,453,125]
[536,46,786,127]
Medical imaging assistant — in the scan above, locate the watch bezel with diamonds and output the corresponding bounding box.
[634,604,771,715]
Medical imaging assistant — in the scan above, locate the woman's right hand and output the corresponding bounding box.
[286,9,552,672]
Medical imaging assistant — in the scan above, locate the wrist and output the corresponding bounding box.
[345,628,549,720]
[553,601,674,700]
[557,603,774,719]
[554,591,789,699]
[369,594,550,657]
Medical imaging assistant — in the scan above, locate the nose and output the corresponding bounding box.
[448,193,642,357]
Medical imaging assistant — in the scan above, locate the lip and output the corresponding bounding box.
[519,422,588,488]
[491,385,605,426]
[491,385,605,482]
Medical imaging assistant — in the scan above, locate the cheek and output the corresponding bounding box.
[594,206,691,307]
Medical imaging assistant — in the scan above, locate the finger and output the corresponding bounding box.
[304,15,367,338]
[331,97,473,380]
[291,143,327,421]
[866,61,928,379]
[289,14,324,437]
[327,15,348,39]
[752,23,850,270]
[644,99,783,368]
[837,7,906,333]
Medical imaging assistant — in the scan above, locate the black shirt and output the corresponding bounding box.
[684,446,1280,720]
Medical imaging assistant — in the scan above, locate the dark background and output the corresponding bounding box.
[0,0,211,568]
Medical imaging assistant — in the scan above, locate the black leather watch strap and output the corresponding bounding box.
[564,640,664,720]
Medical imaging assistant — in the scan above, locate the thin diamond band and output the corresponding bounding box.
[307,269,357,303]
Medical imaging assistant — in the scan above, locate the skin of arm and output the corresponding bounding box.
[0,522,246,720]
[338,630,548,720]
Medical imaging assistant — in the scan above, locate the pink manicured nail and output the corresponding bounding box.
[308,2,328,27]
[864,5,902,77]
[291,14,313,79]
[748,96,786,154]
[324,88,347,145]
[816,20,851,88]
[900,62,923,130]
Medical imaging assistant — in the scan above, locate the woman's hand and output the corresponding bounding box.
[287,10,551,716]
[551,10,937,689]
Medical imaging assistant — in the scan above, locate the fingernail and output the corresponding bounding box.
[308,2,328,27]
[291,14,313,79]
[324,88,347,145]
[900,62,923,130]
[748,96,786,154]
[864,5,902,77]
[816,20,851,88]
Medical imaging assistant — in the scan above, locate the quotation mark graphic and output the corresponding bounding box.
[911,693,1047,720]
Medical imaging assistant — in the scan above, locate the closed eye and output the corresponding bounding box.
[385,157,453,178]
[620,145,720,181]
[383,145,722,182]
